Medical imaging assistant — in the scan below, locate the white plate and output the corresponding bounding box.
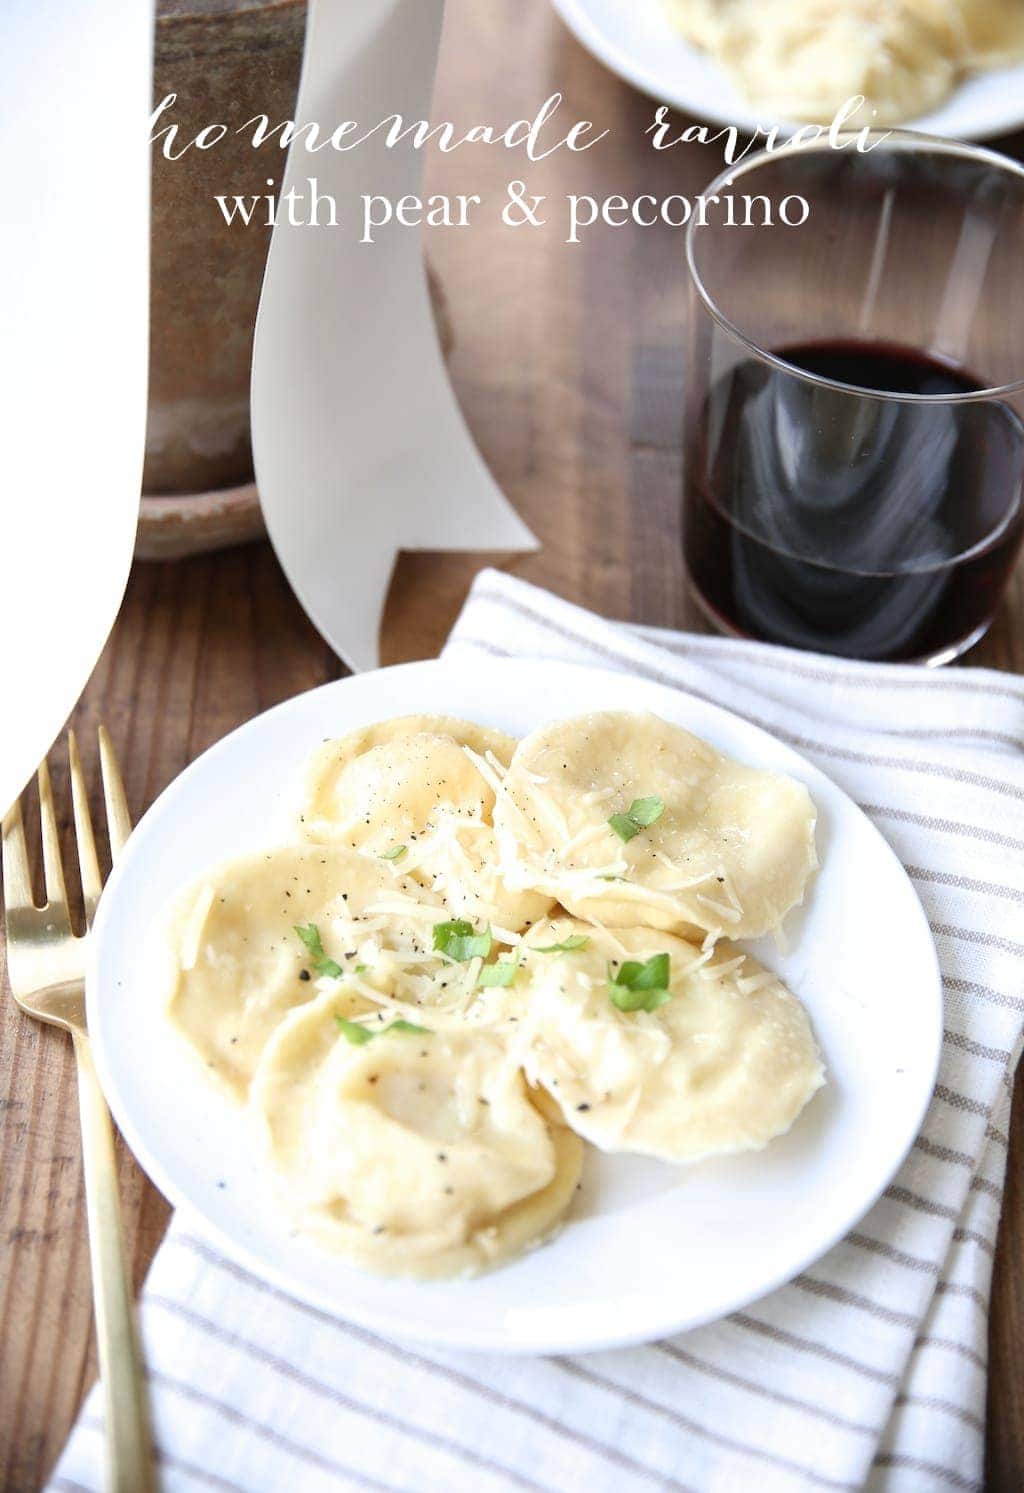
[89,659,942,1354]
[551,0,1024,142]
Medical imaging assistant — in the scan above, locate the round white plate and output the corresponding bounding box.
[89,659,942,1354]
[551,0,1024,142]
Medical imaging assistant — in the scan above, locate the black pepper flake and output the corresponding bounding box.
[436,1151,448,1163]
[576,1103,591,1112]
[372,1225,386,1235]
[299,969,311,982]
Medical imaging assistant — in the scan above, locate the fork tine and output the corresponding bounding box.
[37,756,71,922]
[69,730,103,927]
[99,725,132,862]
[1,795,37,912]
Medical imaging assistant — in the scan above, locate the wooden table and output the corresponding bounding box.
[3,3,1024,1486]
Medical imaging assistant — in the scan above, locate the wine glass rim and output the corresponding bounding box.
[685,128,1024,405]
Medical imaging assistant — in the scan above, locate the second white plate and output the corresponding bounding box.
[88,658,942,1353]
[551,0,1024,142]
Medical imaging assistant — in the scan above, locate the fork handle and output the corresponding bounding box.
[72,1029,156,1493]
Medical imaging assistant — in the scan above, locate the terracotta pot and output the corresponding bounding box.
[145,0,306,500]
[138,0,453,560]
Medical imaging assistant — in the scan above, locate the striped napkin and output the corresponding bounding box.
[51,569,1024,1493]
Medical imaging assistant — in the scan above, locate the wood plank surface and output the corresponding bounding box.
[2,1,1023,1486]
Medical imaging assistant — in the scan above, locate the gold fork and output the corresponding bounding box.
[2,727,155,1493]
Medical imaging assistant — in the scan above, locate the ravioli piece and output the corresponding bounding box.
[514,919,825,1162]
[300,714,553,933]
[716,0,964,125]
[166,844,448,1100]
[662,0,734,49]
[251,992,584,1277]
[955,0,1024,66]
[493,710,816,942]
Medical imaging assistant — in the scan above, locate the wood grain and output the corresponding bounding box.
[3,2,1024,1486]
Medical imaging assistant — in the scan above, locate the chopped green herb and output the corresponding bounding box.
[609,795,665,843]
[380,845,407,861]
[534,934,590,953]
[294,923,344,978]
[608,814,638,842]
[334,1015,375,1045]
[295,922,325,957]
[354,963,369,974]
[335,1015,428,1045]
[479,951,521,988]
[628,796,665,827]
[432,919,493,962]
[608,953,672,1013]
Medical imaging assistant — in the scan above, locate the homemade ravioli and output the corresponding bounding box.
[493,711,816,942]
[716,0,963,125]
[956,0,1024,64]
[251,992,584,1277]
[662,0,731,47]
[664,0,973,124]
[513,919,824,1162]
[165,703,829,1279]
[167,844,448,1100]
[300,714,552,932]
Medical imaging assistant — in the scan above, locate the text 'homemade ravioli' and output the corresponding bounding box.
[511,918,824,1162]
[251,991,584,1277]
[492,710,816,942]
[299,713,553,933]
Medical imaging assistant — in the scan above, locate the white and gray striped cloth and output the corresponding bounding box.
[52,570,1024,1493]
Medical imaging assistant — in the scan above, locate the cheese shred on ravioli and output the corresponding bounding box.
[511,919,824,1162]
[492,710,816,942]
[251,992,583,1278]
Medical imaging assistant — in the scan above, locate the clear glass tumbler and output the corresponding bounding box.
[683,133,1024,664]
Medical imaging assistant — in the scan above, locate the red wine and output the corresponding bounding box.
[684,340,1024,662]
